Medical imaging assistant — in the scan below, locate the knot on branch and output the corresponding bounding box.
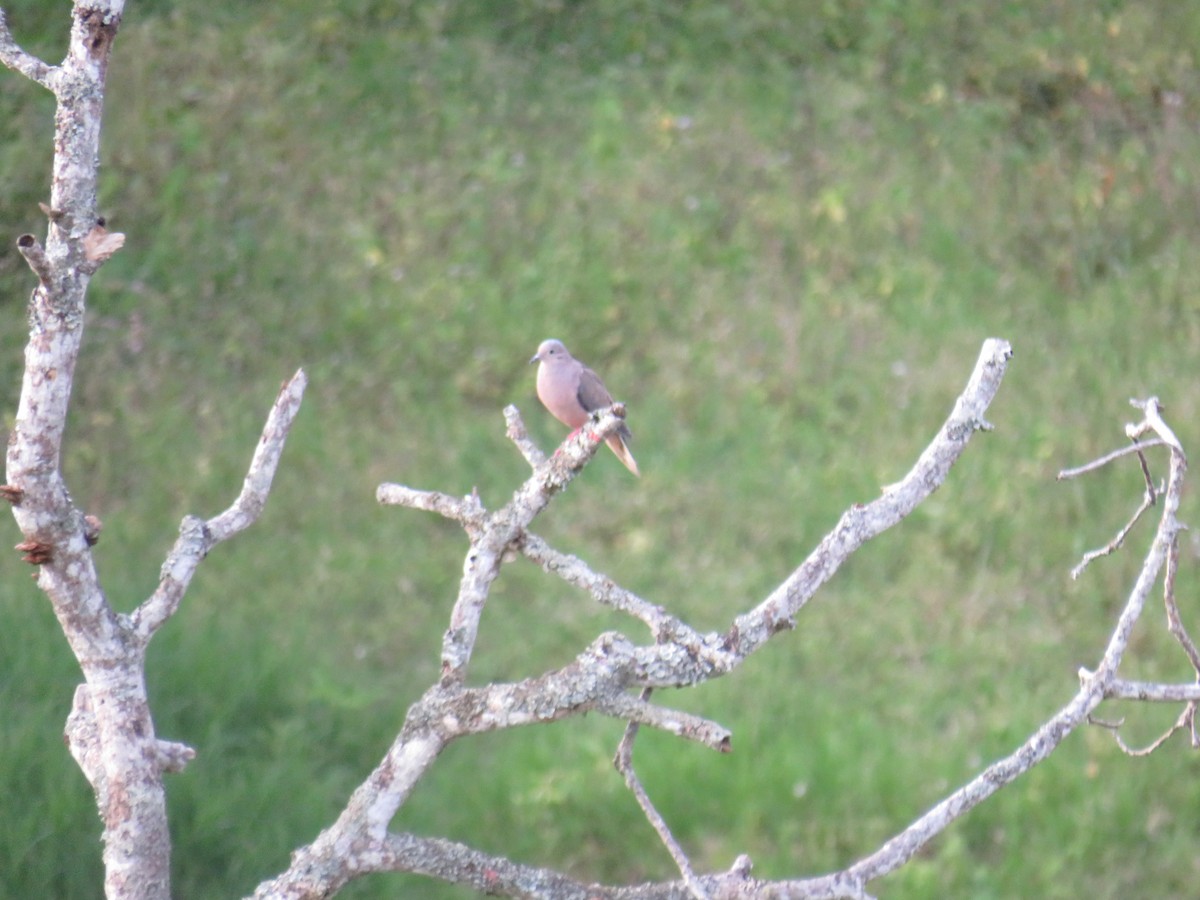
[729,853,754,878]
[156,739,197,774]
[65,685,106,801]
[599,401,626,421]
[79,7,121,59]
[37,201,65,223]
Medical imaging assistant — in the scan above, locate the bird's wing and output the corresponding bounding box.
[576,366,614,413]
[577,366,633,441]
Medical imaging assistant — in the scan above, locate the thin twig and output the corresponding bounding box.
[614,689,710,900]
[376,483,487,532]
[1133,445,1157,502]
[1062,428,1173,579]
[1162,523,1200,674]
[1102,677,1200,702]
[520,532,707,643]
[595,692,731,752]
[504,405,546,468]
[1091,705,1192,756]
[0,10,56,87]
[1070,489,1156,580]
[1056,438,1166,479]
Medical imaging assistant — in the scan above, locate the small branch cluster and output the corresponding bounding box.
[131,371,307,639]
[254,340,1022,900]
[253,348,1199,900]
[1059,397,1197,753]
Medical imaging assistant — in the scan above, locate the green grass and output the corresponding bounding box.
[2,1,1200,897]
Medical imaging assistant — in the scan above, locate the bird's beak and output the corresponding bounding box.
[529,353,540,365]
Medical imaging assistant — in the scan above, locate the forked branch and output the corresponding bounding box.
[255,339,1015,899]
[131,369,308,640]
[3,4,306,898]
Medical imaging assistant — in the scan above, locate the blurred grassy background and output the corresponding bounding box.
[2,1,1199,897]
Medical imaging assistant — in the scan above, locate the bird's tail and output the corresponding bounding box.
[607,433,640,477]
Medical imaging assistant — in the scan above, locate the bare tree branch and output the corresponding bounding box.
[252,339,1014,898]
[1060,419,1174,580]
[437,405,633,685]
[0,6,175,898]
[1069,487,1156,580]
[1056,438,1167,480]
[0,8,56,86]
[1104,677,1200,702]
[504,404,547,468]
[130,369,308,640]
[376,482,488,534]
[258,830,714,900]
[3,4,305,897]
[615,689,710,900]
[595,691,731,752]
[519,531,704,642]
[1162,530,1200,675]
[781,408,1187,896]
[1089,705,1195,756]
[726,338,1013,660]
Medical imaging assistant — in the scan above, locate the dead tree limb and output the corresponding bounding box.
[2,4,305,898]
[254,339,1013,899]
[258,357,1200,900]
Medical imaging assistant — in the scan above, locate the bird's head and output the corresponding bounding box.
[530,338,570,365]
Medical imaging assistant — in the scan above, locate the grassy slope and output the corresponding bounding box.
[2,1,1200,897]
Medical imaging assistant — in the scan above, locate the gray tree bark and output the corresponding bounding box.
[1,5,305,899]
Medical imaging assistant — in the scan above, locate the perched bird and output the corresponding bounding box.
[529,338,640,476]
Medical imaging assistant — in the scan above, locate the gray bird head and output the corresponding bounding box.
[530,338,572,366]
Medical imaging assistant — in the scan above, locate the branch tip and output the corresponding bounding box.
[504,404,546,468]
[156,739,197,773]
[132,375,306,639]
[0,13,56,86]
[729,854,753,878]
[16,233,52,284]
